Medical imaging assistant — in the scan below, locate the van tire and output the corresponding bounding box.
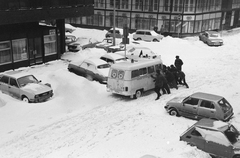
[134,90,142,99]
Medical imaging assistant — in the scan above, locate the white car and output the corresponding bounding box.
[0,71,53,103]
[100,53,126,65]
[133,29,163,42]
[68,58,111,84]
[115,46,157,60]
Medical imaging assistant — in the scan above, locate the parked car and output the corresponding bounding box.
[115,46,157,60]
[67,37,99,52]
[68,58,111,84]
[105,27,123,38]
[133,29,163,42]
[164,92,234,121]
[0,71,53,103]
[100,53,126,65]
[199,30,223,46]
[65,34,77,45]
[180,118,240,158]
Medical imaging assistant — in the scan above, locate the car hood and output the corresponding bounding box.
[168,97,185,103]
[21,83,52,94]
[97,68,110,77]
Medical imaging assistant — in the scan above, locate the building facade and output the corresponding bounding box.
[0,0,94,72]
[66,0,240,36]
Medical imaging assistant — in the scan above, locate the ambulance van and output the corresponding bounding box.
[107,59,163,99]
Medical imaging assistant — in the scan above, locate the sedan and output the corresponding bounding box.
[100,53,126,65]
[199,30,223,46]
[0,71,53,103]
[68,58,111,84]
[164,92,234,121]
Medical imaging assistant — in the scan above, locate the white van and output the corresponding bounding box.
[107,59,163,99]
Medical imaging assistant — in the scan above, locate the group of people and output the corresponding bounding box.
[151,55,189,100]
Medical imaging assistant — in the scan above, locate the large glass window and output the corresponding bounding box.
[0,41,12,64]
[12,38,28,61]
[44,35,57,55]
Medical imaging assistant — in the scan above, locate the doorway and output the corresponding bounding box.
[28,37,43,65]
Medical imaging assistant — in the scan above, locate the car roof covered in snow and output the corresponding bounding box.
[190,92,223,102]
[101,53,125,60]
[3,71,33,79]
[194,118,229,132]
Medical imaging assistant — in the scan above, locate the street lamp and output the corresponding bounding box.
[113,0,116,46]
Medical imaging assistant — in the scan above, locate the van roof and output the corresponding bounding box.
[111,59,162,70]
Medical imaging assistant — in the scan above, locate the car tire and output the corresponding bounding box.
[169,108,179,116]
[134,90,142,99]
[22,96,29,103]
[86,75,93,81]
[137,38,141,41]
[153,39,159,42]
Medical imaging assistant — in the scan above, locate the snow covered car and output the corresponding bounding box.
[133,29,163,42]
[100,53,126,65]
[105,28,123,38]
[68,58,111,84]
[164,92,234,121]
[180,118,240,158]
[96,38,122,50]
[67,38,99,52]
[115,46,157,60]
[0,71,53,103]
[199,30,223,46]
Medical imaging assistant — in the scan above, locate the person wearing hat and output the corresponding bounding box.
[174,55,183,71]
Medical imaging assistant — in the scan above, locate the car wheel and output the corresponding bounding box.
[22,96,29,103]
[153,39,159,42]
[86,74,93,81]
[134,90,142,99]
[169,108,179,116]
[137,38,141,41]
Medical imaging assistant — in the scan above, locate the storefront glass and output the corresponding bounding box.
[44,35,57,55]
[0,41,12,64]
[12,38,28,62]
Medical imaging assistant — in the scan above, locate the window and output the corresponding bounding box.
[148,66,154,73]
[184,97,199,105]
[131,70,139,78]
[12,38,28,61]
[10,78,18,87]
[0,41,12,64]
[118,70,125,79]
[218,98,231,113]
[139,68,147,75]
[0,76,9,84]
[44,34,57,55]
[200,100,215,109]
[111,69,118,78]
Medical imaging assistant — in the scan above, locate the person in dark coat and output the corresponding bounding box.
[165,67,178,90]
[169,65,179,85]
[174,55,183,71]
[176,70,189,88]
[159,70,171,94]
[151,70,163,100]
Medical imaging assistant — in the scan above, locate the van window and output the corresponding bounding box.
[148,66,154,74]
[132,70,139,78]
[155,64,162,71]
[118,70,125,79]
[111,69,118,78]
[111,69,125,79]
[139,68,147,75]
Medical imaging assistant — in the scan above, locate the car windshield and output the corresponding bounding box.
[97,64,110,69]
[224,125,240,144]
[17,75,38,87]
[218,98,232,113]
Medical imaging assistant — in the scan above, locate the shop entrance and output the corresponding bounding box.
[28,37,43,65]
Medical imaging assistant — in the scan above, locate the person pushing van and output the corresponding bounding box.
[151,70,163,100]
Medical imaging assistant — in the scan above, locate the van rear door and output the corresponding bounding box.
[108,69,125,94]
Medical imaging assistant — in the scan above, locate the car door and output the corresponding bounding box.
[0,75,10,94]
[181,97,199,119]
[198,100,216,119]
[8,77,20,99]
[145,31,152,41]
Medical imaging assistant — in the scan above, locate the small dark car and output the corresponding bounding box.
[105,28,123,38]
[180,118,240,158]
[164,92,234,121]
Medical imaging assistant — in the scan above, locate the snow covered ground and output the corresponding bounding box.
[0,26,240,158]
